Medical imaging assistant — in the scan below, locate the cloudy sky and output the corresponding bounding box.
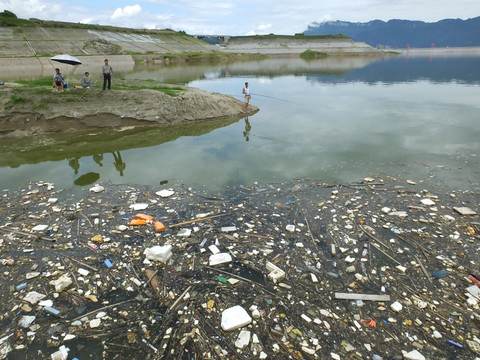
[1,0,479,35]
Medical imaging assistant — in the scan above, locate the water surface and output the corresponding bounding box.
[2,53,479,191]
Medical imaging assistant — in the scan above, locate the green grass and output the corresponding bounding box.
[9,95,27,104]
[5,94,28,109]
[300,49,328,59]
[16,78,53,86]
[33,102,48,110]
[115,83,185,96]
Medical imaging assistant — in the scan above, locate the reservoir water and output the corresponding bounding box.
[2,52,480,191]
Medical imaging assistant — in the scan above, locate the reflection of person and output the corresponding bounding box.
[112,151,126,176]
[81,72,94,88]
[93,153,103,167]
[102,59,113,90]
[243,117,251,141]
[68,157,80,175]
[242,82,251,111]
[53,68,65,92]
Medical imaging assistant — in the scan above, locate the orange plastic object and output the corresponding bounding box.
[154,221,166,232]
[135,214,154,221]
[129,219,147,226]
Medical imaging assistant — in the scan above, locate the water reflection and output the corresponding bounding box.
[1,54,480,191]
[1,55,381,82]
[74,172,100,186]
[243,117,251,142]
[68,157,80,175]
[112,151,126,176]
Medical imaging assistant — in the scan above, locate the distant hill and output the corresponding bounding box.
[304,17,480,49]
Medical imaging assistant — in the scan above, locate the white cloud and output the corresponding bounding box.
[1,0,480,35]
[0,0,48,18]
[258,24,272,31]
[111,4,142,20]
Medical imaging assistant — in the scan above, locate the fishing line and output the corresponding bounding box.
[250,93,293,103]
[225,93,293,103]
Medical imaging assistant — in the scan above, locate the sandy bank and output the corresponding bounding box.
[0,84,258,137]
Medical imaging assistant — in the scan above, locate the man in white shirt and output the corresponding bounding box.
[102,59,113,90]
[242,82,251,111]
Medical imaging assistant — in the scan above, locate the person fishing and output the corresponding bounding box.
[53,68,65,92]
[242,82,251,111]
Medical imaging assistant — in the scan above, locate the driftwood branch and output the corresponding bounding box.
[169,213,230,228]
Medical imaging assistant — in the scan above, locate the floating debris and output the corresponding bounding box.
[0,176,478,359]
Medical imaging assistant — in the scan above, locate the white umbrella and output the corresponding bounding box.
[50,54,82,89]
[50,54,82,66]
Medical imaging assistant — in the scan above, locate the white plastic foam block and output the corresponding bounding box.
[221,305,252,331]
[144,245,173,263]
[209,253,232,266]
[266,261,286,283]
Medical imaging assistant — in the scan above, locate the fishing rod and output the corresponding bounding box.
[226,92,293,103]
[250,92,293,103]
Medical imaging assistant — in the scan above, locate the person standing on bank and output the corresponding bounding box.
[102,59,113,90]
[242,82,251,111]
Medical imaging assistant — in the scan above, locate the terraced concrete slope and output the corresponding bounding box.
[0,26,380,58]
[0,26,217,57]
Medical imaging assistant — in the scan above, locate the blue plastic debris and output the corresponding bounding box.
[44,306,61,316]
[104,259,113,268]
[16,283,27,291]
[446,339,464,349]
[432,270,447,278]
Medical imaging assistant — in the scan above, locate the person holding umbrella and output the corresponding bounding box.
[53,68,65,92]
[102,59,113,90]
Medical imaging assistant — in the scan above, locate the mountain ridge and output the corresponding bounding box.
[304,17,480,48]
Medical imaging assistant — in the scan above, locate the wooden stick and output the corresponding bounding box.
[335,292,391,301]
[144,270,159,288]
[68,257,98,272]
[414,255,433,283]
[69,298,134,322]
[395,233,430,259]
[167,285,193,312]
[169,212,230,228]
[370,241,401,265]
[0,227,56,242]
[360,225,393,252]
[304,214,321,255]
[79,212,94,228]
[205,265,251,283]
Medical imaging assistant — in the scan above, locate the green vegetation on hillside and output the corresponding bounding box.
[0,10,177,34]
[0,10,32,26]
[300,49,328,59]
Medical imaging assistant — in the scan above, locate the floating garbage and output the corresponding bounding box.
[144,245,173,263]
[0,176,478,359]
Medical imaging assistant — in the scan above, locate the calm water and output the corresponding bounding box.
[2,53,480,191]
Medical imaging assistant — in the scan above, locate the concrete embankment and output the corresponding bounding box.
[222,36,381,55]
